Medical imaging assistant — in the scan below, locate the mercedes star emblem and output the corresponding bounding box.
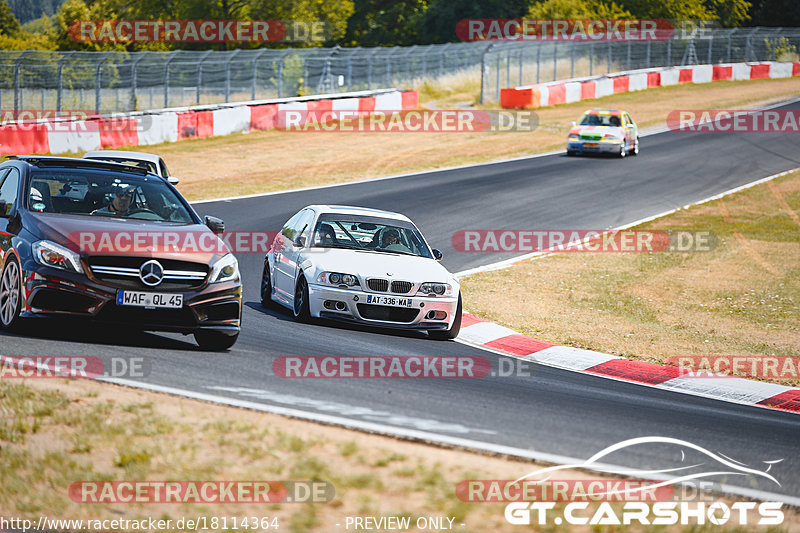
[139,260,164,287]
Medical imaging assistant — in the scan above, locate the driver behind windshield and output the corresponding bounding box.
[91,185,135,217]
[315,223,339,246]
[380,228,412,253]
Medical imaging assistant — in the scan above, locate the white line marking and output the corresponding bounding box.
[454,166,800,277]
[98,376,800,507]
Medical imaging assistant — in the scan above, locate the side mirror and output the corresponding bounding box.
[167,176,180,185]
[204,215,225,234]
[293,236,306,248]
[0,200,8,218]
[432,248,443,261]
[570,121,577,127]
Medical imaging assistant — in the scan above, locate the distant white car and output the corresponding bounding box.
[261,205,462,340]
[83,150,180,184]
[566,108,639,157]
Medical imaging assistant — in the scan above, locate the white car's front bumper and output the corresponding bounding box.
[308,283,458,330]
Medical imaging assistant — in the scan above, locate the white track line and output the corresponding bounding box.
[100,376,800,508]
[454,166,800,277]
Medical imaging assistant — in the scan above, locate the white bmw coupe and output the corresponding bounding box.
[260,205,462,340]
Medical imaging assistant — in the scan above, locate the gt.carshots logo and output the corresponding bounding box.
[492,437,786,527]
[667,110,800,132]
[276,110,538,132]
[452,230,716,253]
[456,18,674,41]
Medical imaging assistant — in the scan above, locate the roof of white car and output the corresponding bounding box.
[311,205,412,222]
[83,150,162,164]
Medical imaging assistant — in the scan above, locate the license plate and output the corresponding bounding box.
[584,142,599,147]
[116,290,183,309]
[365,294,413,307]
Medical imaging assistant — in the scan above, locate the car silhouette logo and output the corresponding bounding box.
[139,260,164,287]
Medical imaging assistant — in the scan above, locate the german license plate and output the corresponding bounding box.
[584,142,599,147]
[365,294,413,307]
[117,290,183,309]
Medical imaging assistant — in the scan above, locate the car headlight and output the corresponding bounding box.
[209,253,240,284]
[317,272,360,287]
[603,133,622,141]
[568,134,580,140]
[417,282,452,296]
[32,240,84,274]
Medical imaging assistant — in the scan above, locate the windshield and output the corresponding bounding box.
[579,113,622,127]
[312,214,432,258]
[84,157,158,174]
[28,170,195,223]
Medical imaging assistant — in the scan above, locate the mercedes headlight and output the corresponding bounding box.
[209,253,240,283]
[317,272,360,287]
[417,282,452,296]
[32,240,84,274]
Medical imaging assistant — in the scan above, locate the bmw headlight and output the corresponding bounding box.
[209,253,240,283]
[317,272,360,287]
[418,282,452,296]
[32,240,84,274]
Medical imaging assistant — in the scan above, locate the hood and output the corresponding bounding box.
[23,211,228,264]
[571,125,625,137]
[303,247,455,284]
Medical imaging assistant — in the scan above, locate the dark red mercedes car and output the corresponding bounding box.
[0,156,241,350]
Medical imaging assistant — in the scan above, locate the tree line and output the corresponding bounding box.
[0,0,795,51]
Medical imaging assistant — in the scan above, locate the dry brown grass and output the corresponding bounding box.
[461,170,800,386]
[4,377,799,532]
[53,77,800,202]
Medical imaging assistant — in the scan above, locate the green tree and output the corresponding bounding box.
[417,0,531,44]
[344,0,428,47]
[526,0,633,18]
[0,0,21,36]
[249,0,355,46]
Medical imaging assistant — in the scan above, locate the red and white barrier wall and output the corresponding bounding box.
[0,89,419,156]
[500,61,800,109]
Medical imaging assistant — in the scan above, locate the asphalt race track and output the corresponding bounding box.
[3,99,800,501]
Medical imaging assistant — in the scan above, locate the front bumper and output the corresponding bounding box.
[308,283,458,331]
[20,262,242,335]
[567,139,623,154]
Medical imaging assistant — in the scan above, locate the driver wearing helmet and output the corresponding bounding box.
[315,223,339,246]
[380,228,411,253]
[91,185,135,216]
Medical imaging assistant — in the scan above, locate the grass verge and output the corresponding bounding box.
[3,378,798,532]
[460,170,800,386]
[52,77,800,202]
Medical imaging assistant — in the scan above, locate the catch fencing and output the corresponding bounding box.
[0,27,798,113]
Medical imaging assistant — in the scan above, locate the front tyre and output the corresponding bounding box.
[293,275,311,323]
[631,137,639,156]
[260,260,274,308]
[618,141,627,158]
[0,256,22,331]
[195,331,239,351]
[429,293,462,341]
